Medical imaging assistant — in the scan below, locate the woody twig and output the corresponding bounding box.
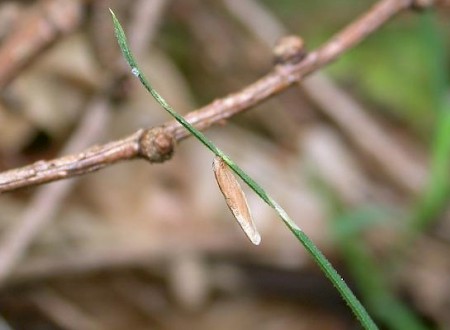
[0,0,434,193]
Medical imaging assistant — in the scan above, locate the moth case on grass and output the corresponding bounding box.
[213,156,261,245]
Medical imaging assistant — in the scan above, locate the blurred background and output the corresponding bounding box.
[0,0,449,329]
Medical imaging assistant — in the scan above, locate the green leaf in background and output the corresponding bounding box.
[261,2,447,137]
[328,13,446,135]
[312,173,429,330]
[407,12,450,234]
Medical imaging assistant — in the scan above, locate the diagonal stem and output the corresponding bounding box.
[111,10,379,329]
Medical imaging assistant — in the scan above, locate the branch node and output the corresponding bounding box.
[273,35,306,65]
[138,127,175,163]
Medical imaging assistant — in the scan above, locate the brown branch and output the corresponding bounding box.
[0,0,170,287]
[0,98,112,285]
[302,75,428,194]
[224,0,428,195]
[0,130,142,190]
[9,234,238,285]
[0,0,420,193]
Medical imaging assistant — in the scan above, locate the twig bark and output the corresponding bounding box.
[0,0,421,193]
[0,98,111,284]
[223,0,428,195]
[0,0,170,286]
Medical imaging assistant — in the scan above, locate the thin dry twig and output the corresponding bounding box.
[0,0,423,193]
[0,0,170,286]
[0,98,111,284]
[9,233,236,285]
[223,0,427,195]
[302,75,427,194]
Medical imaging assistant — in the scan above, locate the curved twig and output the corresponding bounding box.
[0,0,421,193]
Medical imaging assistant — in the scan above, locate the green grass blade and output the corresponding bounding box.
[333,209,429,330]
[110,10,378,330]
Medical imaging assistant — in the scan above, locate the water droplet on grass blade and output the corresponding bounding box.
[131,67,140,77]
[213,156,261,245]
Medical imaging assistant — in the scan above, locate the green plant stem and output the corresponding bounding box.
[110,10,378,330]
[332,209,429,330]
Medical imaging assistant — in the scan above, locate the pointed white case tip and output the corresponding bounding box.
[250,233,261,246]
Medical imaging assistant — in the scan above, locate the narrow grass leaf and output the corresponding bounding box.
[111,11,378,330]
